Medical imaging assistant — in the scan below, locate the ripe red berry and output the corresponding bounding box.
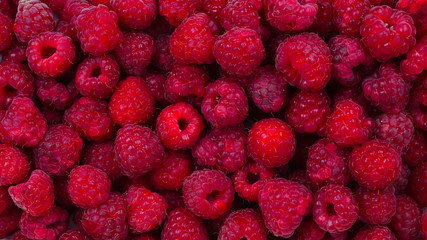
[391,194,421,240]
[109,0,156,30]
[332,0,371,36]
[0,61,34,108]
[0,144,29,187]
[159,0,202,26]
[354,226,397,240]
[83,141,121,181]
[161,208,209,240]
[218,208,267,240]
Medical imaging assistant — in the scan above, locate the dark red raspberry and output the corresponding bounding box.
[192,127,248,173]
[159,0,202,26]
[0,144,29,186]
[61,0,91,21]
[248,118,296,167]
[145,70,167,104]
[55,19,78,42]
[309,0,333,36]
[276,32,331,92]
[313,184,358,233]
[20,206,68,240]
[202,0,227,22]
[354,226,397,240]
[43,0,66,10]
[126,186,168,233]
[109,76,154,126]
[396,0,427,37]
[409,161,427,206]
[132,234,158,240]
[35,124,83,177]
[394,162,410,193]
[161,208,209,240]
[292,219,326,240]
[0,96,47,147]
[218,208,267,240]
[0,187,12,214]
[12,231,31,240]
[403,130,427,167]
[0,12,12,52]
[2,43,27,63]
[360,5,416,62]
[423,210,427,239]
[220,0,259,31]
[36,77,73,110]
[158,191,185,213]
[332,0,371,36]
[408,79,427,130]
[259,178,313,238]
[153,34,177,72]
[68,165,111,209]
[401,36,427,77]
[349,139,401,190]
[82,192,128,240]
[63,97,114,141]
[201,79,248,127]
[0,207,21,239]
[59,229,92,240]
[109,0,156,30]
[83,140,121,181]
[0,61,34,108]
[213,27,265,76]
[182,169,234,219]
[326,99,374,147]
[391,194,421,240]
[0,0,14,18]
[53,178,75,209]
[150,150,194,191]
[264,0,318,33]
[74,4,122,56]
[156,102,204,150]
[355,185,396,225]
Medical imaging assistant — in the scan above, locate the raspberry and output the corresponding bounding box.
[109,0,156,30]
[192,127,248,173]
[82,192,128,240]
[409,161,427,206]
[0,96,47,147]
[126,186,168,233]
[68,165,111,209]
[61,0,91,21]
[248,118,296,167]
[0,0,14,18]
[20,206,69,240]
[391,195,421,240]
[408,80,427,130]
[258,178,313,238]
[132,234,158,240]
[109,76,155,126]
[354,226,397,240]
[220,0,259,31]
[150,150,194,191]
[170,13,220,64]
[0,207,21,239]
[360,5,416,62]
[59,229,92,240]
[0,187,12,214]
[355,185,396,225]
[394,162,410,193]
[74,4,122,55]
[34,124,83,177]
[43,0,66,10]
[264,0,318,33]
[0,62,34,108]
[2,43,27,63]
[153,34,177,72]
[0,12,12,52]
[13,0,55,43]
[36,77,73,110]
[53,178,75,209]
[12,232,31,240]
[156,102,204,150]
[161,208,209,240]
[201,79,248,127]
[182,169,234,219]
[326,99,374,147]
[309,0,333,35]
[423,211,427,239]
[349,139,401,190]
[0,144,29,186]
[63,97,114,141]
[396,0,427,37]
[159,190,186,212]
[313,184,358,233]
[218,208,267,240]
[276,32,331,92]
[202,0,227,22]
[83,141,121,181]
[114,32,155,76]
[403,130,427,167]
[292,219,326,240]
[213,27,265,76]
[401,36,427,77]
[331,0,371,36]
[145,70,167,104]
[159,0,202,26]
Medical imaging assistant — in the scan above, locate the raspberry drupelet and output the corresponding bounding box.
[354,226,397,240]
[0,187,13,214]
[0,144,29,187]
[59,229,92,240]
[0,12,13,52]
[401,36,427,77]
[396,0,427,37]
[0,61,34,108]
[220,0,259,31]
[403,129,427,167]
[391,194,421,240]
[159,0,202,26]
[202,0,227,22]
[292,219,326,240]
[109,0,156,30]
[0,207,21,239]
[36,77,73,110]
[331,0,371,36]
[61,0,91,21]
[218,208,267,240]
[394,162,410,193]
[83,141,121,181]
[354,185,396,225]
[153,34,177,72]
[161,208,209,240]
[409,161,427,206]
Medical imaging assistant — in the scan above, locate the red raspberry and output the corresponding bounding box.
[0,207,21,239]
[115,125,166,178]
[354,226,397,240]
[408,79,427,130]
[218,208,267,240]
[0,0,14,18]
[403,130,427,167]
[83,141,121,181]
[292,219,326,240]
[150,150,194,191]
[35,124,83,177]
[0,96,47,147]
[396,0,427,37]
[192,127,248,173]
[313,184,358,233]
[202,0,227,22]
[109,0,156,30]
[159,190,186,212]
[156,102,204,150]
[409,161,427,206]
[394,162,410,193]
[109,76,155,126]
[401,36,427,77]
[220,0,259,31]
[276,32,331,91]
[0,62,34,108]
[132,234,158,240]
[63,97,114,141]
[2,43,27,63]
[114,32,155,76]
[82,192,128,240]
[326,99,374,147]
[74,4,122,56]
[213,27,265,76]
[0,12,12,52]
[43,0,66,10]
[309,0,333,35]
[145,70,167,104]
[12,231,32,240]
[391,194,421,240]
[170,13,220,64]
[159,0,202,26]
[161,208,209,240]
[36,77,73,110]
[258,178,313,238]
[126,186,168,233]
[153,34,177,72]
[248,118,296,167]
[355,185,396,225]
[423,211,427,239]
[68,165,111,209]
[331,0,371,36]
[264,0,318,33]
[0,187,12,214]
[201,79,248,127]
[0,144,29,186]
[59,229,92,240]
[349,139,401,190]
[61,0,91,21]
[13,0,55,43]
[360,5,416,62]
[182,169,234,219]
[53,178,75,209]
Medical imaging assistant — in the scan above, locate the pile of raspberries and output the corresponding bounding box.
[0,0,426,239]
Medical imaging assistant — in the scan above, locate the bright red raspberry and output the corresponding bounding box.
[0,144,29,187]
[332,0,371,36]
[0,207,21,239]
[114,32,155,76]
[59,229,92,240]
[145,70,167,104]
[109,76,155,126]
[2,43,28,63]
[403,130,427,167]
[0,61,34,108]
[159,0,202,26]
[391,195,421,240]
[68,165,111,209]
[36,77,73,110]
[82,192,128,240]
[220,0,259,31]
[355,185,396,225]
[218,208,267,240]
[182,169,234,219]
[0,187,12,214]
[292,219,326,240]
[360,5,416,62]
[161,208,209,240]
[401,36,427,77]
[115,125,166,178]
[83,141,121,181]
[74,4,122,55]
[0,13,12,52]
[349,139,401,190]
[213,27,265,76]
[248,118,296,167]
[159,190,186,213]
[156,102,204,150]
[259,178,313,238]
[396,0,427,37]
[354,226,397,240]
[276,32,331,91]
[309,0,333,35]
[409,161,427,206]
[61,0,91,21]
[202,0,227,22]
[192,127,247,173]
[63,97,114,141]
[153,34,177,72]
[126,186,168,233]
[374,112,414,154]
[109,0,156,30]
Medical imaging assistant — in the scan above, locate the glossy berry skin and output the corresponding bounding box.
[0,61,34,108]
[161,208,209,240]
[355,186,396,225]
[332,0,371,36]
[401,36,427,77]
[396,0,427,37]
[83,141,121,181]
[220,0,259,31]
[61,0,92,21]
[409,161,427,206]
[218,208,267,240]
[403,130,427,167]
[0,144,29,187]
[0,207,21,239]
[159,0,202,26]
[59,229,92,240]
[109,0,156,30]
[354,226,397,240]
[0,13,13,52]
[391,195,421,240]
